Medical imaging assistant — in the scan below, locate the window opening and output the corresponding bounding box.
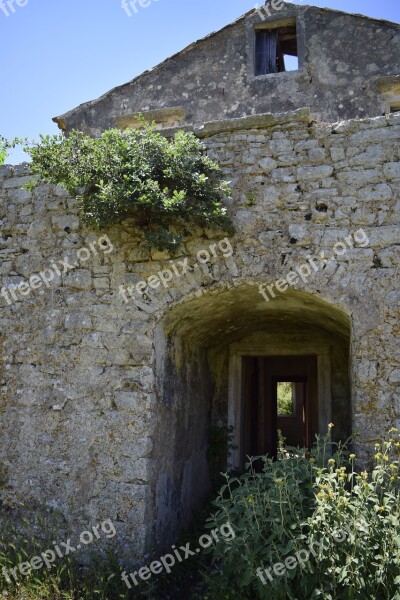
[277,381,296,416]
[255,24,298,75]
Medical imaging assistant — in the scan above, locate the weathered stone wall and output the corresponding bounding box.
[0,109,399,554]
[56,3,400,135]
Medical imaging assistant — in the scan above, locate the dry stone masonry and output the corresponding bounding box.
[0,108,399,553]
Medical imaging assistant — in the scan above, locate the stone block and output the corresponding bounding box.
[114,391,144,411]
[336,169,381,186]
[64,313,93,330]
[308,148,326,162]
[3,176,34,189]
[296,165,334,180]
[367,227,400,248]
[358,184,392,202]
[52,215,80,232]
[258,157,277,172]
[7,188,32,203]
[383,162,400,179]
[120,458,151,483]
[348,126,400,145]
[64,269,93,290]
[330,147,345,161]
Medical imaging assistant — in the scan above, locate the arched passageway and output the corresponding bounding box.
[152,285,351,547]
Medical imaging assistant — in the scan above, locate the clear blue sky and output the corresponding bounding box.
[1,0,399,164]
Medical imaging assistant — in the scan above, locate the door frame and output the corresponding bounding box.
[227,341,332,471]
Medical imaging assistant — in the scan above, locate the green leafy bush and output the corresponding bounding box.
[24,125,233,252]
[0,513,130,600]
[0,138,7,165]
[306,433,400,599]
[204,429,400,599]
[0,135,26,165]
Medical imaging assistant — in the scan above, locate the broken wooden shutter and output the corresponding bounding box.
[255,30,278,75]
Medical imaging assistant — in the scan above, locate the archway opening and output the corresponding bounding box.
[153,285,351,547]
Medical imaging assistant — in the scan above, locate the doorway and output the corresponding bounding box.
[155,286,351,544]
[241,356,318,461]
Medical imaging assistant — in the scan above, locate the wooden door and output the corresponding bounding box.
[241,356,317,465]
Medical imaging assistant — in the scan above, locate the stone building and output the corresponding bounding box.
[0,2,399,555]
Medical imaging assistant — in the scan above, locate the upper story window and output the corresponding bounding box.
[255,19,298,76]
[376,78,400,115]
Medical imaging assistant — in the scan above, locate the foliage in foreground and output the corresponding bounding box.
[0,136,26,166]
[0,521,126,600]
[23,126,233,252]
[0,507,208,600]
[3,430,400,600]
[205,428,400,600]
[0,139,6,165]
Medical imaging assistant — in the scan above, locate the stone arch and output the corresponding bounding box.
[152,283,352,547]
